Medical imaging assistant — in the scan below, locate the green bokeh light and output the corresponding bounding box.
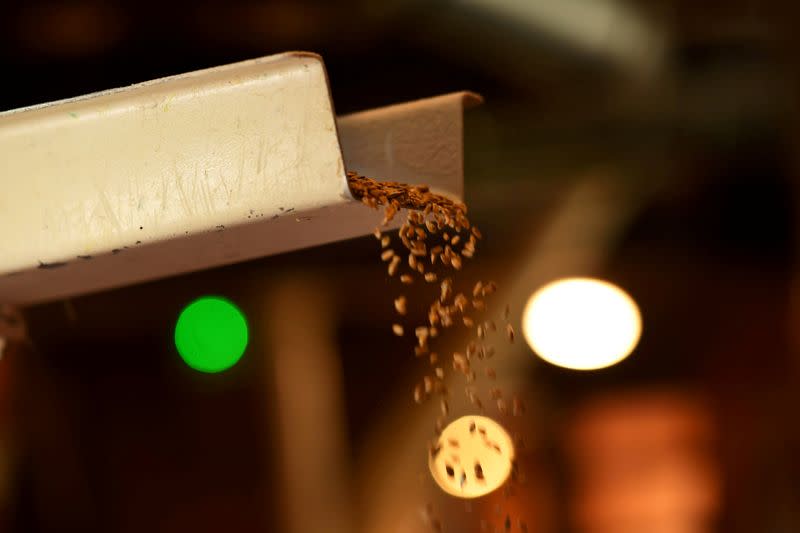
[174,296,248,373]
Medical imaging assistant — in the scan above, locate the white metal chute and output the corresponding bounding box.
[0,52,476,304]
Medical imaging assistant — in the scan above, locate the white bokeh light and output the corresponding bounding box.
[522,277,641,370]
[429,415,515,498]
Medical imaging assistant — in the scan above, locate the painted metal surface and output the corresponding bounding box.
[0,52,475,304]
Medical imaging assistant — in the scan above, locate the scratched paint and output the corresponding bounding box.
[0,56,470,306]
[0,53,344,282]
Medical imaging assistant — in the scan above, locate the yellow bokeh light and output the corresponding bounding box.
[522,277,641,370]
[429,415,515,498]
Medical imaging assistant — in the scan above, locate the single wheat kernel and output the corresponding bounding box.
[440,279,452,302]
[394,296,407,315]
[388,256,401,276]
[497,398,508,415]
[466,341,478,359]
[454,293,468,312]
[472,281,483,297]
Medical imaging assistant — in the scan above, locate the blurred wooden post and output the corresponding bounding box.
[265,276,353,533]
